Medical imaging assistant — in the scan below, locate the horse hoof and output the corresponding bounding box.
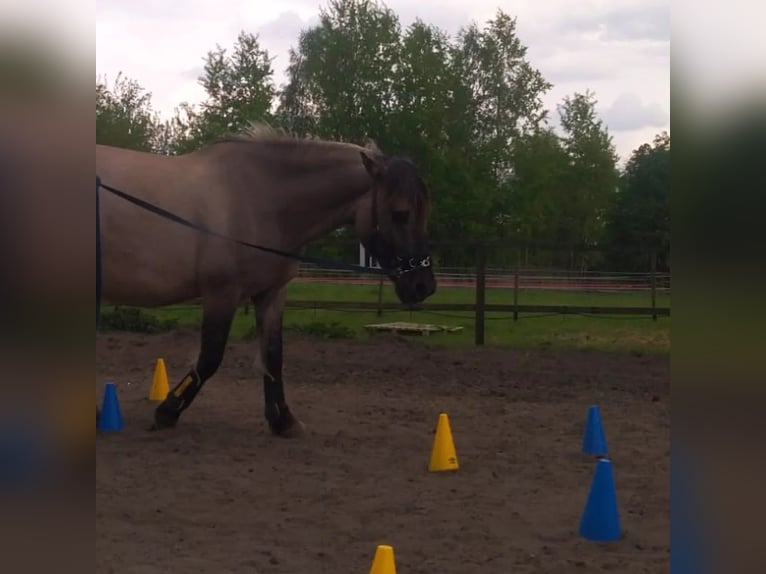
[269,417,306,439]
[150,409,179,431]
[282,420,307,438]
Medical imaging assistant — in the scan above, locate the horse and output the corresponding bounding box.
[95,124,436,437]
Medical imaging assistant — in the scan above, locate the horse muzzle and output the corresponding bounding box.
[392,259,436,304]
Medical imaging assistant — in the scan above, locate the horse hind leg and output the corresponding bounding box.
[151,291,238,431]
[253,287,305,438]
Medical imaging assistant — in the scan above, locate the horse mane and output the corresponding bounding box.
[218,120,383,155]
[215,121,427,203]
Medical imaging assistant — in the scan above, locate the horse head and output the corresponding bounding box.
[357,149,436,305]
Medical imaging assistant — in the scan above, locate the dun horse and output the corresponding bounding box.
[96,125,436,437]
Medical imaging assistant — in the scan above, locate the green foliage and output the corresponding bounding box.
[243,318,356,340]
[606,132,670,271]
[99,307,179,334]
[278,0,402,141]
[286,320,356,339]
[165,31,277,154]
[508,127,570,245]
[555,91,622,268]
[96,72,162,152]
[437,11,552,251]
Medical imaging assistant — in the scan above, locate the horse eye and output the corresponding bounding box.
[391,210,409,225]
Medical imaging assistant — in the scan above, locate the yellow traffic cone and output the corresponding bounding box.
[149,358,169,401]
[369,544,397,574]
[428,413,459,472]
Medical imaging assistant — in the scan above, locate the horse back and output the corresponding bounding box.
[96,145,236,307]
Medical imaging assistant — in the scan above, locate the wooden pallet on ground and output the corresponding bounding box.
[364,321,463,336]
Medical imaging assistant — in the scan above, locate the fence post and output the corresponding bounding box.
[651,251,657,321]
[513,247,521,322]
[376,276,384,317]
[475,243,486,346]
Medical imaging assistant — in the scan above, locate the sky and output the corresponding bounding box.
[94,0,672,164]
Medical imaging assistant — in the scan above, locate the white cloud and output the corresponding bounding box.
[602,93,669,132]
[96,0,672,162]
[559,2,669,42]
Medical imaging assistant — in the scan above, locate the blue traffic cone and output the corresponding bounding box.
[582,405,608,456]
[97,382,123,432]
[579,458,621,541]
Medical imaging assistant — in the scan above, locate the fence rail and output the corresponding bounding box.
[295,272,670,292]
[285,300,670,316]
[290,253,669,346]
[296,265,671,293]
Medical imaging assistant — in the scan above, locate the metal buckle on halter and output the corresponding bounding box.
[393,254,431,276]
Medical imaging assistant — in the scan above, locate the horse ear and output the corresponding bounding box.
[360,151,383,179]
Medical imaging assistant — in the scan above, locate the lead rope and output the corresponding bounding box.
[95,178,392,276]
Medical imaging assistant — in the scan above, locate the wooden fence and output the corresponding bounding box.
[282,249,670,346]
[107,244,670,347]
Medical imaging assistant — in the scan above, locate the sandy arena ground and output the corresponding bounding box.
[96,330,670,573]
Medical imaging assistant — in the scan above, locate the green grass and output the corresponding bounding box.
[101,281,670,355]
[290,280,671,308]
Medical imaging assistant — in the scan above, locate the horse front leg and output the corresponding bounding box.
[151,289,238,430]
[253,287,305,438]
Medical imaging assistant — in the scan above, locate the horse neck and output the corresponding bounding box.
[224,140,372,248]
[285,161,372,247]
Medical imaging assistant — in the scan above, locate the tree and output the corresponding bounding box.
[441,11,552,253]
[386,19,461,251]
[388,19,452,155]
[508,127,570,255]
[606,131,670,271]
[556,91,621,267]
[171,31,277,154]
[278,0,402,142]
[96,72,161,152]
